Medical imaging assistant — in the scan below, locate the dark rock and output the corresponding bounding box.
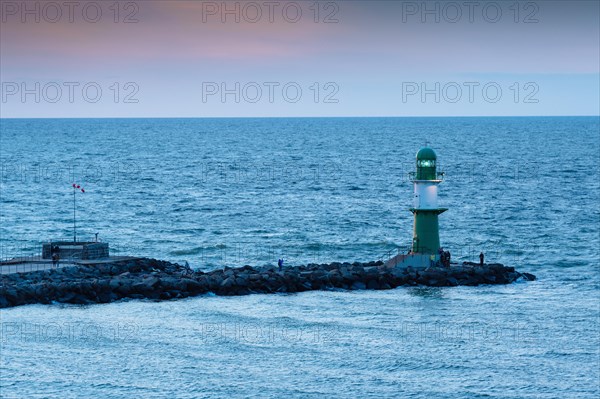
[143,276,160,289]
[366,280,379,290]
[340,267,353,280]
[522,272,536,281]
[109,278,122,290]
[183,278,205,294]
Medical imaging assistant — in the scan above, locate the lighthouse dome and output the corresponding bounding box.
[416,147,437,161]
[415,147,437,179]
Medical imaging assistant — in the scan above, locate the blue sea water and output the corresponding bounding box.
[0,117,599,398]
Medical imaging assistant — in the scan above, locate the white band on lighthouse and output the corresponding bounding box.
[413,181,439,209]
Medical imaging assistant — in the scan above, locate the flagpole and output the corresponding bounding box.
[73,185,76,243]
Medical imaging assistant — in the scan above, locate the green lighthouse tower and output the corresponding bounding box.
[410,147,447,255]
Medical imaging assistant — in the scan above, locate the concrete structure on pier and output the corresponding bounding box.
[42,241,109,260]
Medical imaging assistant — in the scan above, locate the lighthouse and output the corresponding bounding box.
[409,147,447,255]
[384,146,448,269]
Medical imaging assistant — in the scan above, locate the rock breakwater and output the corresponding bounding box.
[0,258,536,308]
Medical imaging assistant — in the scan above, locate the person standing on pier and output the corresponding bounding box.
[50,245,58,267]
[479,252,484,266]
[51,245,60,268]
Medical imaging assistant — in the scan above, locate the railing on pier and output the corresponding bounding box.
[378,246,412,262]
[408,171,445,181]
[0,252,83,275]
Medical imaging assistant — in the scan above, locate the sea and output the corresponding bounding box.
[1,117,599,398]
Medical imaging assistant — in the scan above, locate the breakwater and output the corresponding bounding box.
[0,258,536,308]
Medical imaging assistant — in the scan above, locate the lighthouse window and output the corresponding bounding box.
[419,160,435,167]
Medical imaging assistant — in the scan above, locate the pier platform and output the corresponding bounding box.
[0,256,141,275]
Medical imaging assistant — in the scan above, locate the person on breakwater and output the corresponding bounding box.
[51,245,60,268]
[278,258,284,271]
[479,252,484,266]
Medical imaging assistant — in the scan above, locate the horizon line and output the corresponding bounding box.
[1,115,599,120]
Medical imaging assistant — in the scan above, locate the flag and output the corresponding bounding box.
[72,183,85,193]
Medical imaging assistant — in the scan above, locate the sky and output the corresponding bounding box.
[0,0,599,118]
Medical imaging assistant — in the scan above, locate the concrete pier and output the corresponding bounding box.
[0,256,139,275]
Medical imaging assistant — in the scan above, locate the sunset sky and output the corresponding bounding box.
[1,0,598,117]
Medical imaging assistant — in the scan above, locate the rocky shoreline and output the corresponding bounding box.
[0,258,536,308]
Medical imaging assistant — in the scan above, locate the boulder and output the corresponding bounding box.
[522,273,536,281]
[143,276,160,289]
[182,278,205,294]
[109,278,122,290]
[366,280,379,290]
[220,277,235,288]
